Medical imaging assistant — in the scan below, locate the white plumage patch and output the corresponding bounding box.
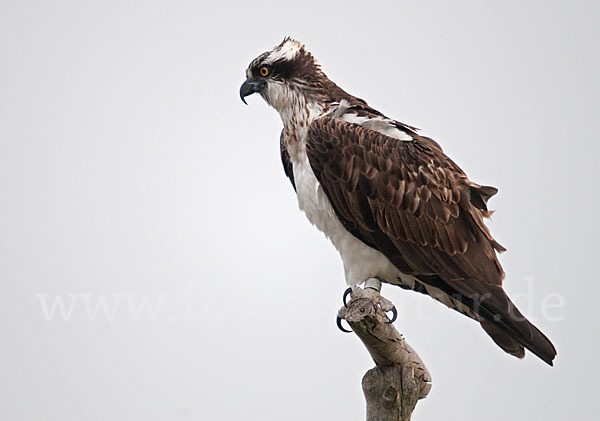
[331,100,413,141]
[266,40,303,63]
[342,114,413,141]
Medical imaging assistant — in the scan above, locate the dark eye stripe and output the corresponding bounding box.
[270,60,294,79]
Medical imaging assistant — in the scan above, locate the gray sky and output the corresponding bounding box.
[1,0,598,420]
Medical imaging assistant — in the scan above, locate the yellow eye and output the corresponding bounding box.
[259,66,270,77]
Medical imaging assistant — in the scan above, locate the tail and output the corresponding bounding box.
[408,275,557,365]
[478,290,557,366]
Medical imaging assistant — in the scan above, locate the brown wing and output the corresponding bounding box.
[306,117,556,365]
[280,129,295,191]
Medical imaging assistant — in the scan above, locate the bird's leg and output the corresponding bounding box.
[364,277,382,291]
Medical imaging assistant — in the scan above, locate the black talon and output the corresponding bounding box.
[336,316,352,333]
[385,306,398,324]
[342,287,352,307]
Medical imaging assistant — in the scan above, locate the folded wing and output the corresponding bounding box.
[306,117,556,365]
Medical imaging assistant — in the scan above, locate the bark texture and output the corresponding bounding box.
[337,287,431,421]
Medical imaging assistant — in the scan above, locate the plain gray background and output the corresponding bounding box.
[1,0,598,419]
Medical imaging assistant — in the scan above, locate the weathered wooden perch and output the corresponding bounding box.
[337,287,432,421]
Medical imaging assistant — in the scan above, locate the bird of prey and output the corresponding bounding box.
[240,38,556,365]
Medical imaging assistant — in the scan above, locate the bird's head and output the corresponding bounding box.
[240,38,348,115]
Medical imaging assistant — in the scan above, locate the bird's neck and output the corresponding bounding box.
[278,92,324,129]
[278,93,328,160]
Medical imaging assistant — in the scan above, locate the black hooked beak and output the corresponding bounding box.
[240,79,265,105]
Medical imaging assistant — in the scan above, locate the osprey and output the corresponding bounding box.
[240,38,556,366]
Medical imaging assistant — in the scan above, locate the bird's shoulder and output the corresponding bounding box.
[307,102,464,182]
[311,101,444,154]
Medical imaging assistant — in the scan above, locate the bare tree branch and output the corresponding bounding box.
[337,287,431,421]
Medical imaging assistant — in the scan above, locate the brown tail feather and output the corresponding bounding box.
[479,303,557,366]
[411,275,557,365]
[480,319,526,359]
[453,283,557,365]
